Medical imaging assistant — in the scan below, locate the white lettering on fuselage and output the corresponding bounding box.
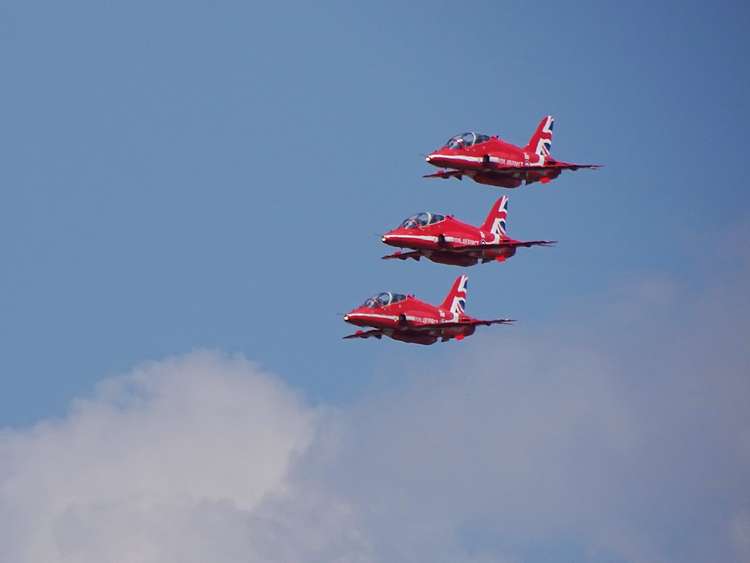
[452,238,479,246]
[407,316,439,325]
[444,235,499,246]
[436,154,542,169]
[492,157,524,167]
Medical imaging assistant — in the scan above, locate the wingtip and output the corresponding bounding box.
[569,163,602,171]
[382,252,409,261]
[481,318,516,326]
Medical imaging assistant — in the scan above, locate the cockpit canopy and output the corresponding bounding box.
[400,211,446,229]
[444,131,491,149]
[362,291,407,308]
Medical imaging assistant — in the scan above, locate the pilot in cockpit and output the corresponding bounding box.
[400,212,446,229]
[362,292,407,308]
[444,132,491,149]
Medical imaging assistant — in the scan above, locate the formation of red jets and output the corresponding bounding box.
[343,116,599,345]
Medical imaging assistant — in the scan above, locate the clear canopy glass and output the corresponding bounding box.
[444,132,490,149]
[362,292,407,308]
[400,212,446,229]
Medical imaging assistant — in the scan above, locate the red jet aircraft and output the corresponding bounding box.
[343,274,513,345]
[381,196,554,266]
[424,115,600,189]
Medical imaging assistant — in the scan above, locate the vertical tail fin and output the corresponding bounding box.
[440,274,469,315]
[480,196,509,238]
[524,115,554,158]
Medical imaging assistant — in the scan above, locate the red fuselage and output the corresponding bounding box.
[382,216,518,266]
[344,296,476,345]
[426,136,568,188]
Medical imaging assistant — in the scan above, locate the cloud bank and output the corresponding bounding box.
[1,238,748,562]
[0,353,370,563]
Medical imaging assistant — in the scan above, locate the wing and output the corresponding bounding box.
[343,329,385,340]
[500,239,556,248]
[407,318,515,331]
[343,320,512,340]
[451,240,556,252]
[382,250,422,261]
[423,169,465,179]
[469,318,516,327]
[424,163,600,178]
[507,162,601,172]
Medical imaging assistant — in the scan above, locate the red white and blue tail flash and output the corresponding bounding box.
[481,196,509,238]
[441,274,469,315]
[526,115,554,158]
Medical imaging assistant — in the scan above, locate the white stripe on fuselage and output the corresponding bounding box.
[442,234,500,246]
[386,234,439,243]
[346,313,400,322]
[434,154,537,167]
[347,312,441,326]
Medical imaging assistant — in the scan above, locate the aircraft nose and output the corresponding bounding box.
[343,314,350,322]
[382,232,399,245]
[425,154,432,163]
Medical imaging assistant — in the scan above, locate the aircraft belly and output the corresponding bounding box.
[474,172,523,189]
[389,330,437,345]
[427,251,478,267]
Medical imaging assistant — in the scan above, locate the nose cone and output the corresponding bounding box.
[381,230,401,247]
[343,308,373,328]
[426,152,444,167]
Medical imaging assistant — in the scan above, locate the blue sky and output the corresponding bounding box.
[1,3,749,561]
[2,0,747,424]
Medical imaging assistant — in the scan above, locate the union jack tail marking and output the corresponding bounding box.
[441,274,469,315]
[525,115,554,159]
[480,196,509,238]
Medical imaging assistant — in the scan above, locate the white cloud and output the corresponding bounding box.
[1,234,749,563]
[0,351,372,563]
[313,241,750,562]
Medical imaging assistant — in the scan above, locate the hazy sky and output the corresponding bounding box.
[1,2,749,562]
